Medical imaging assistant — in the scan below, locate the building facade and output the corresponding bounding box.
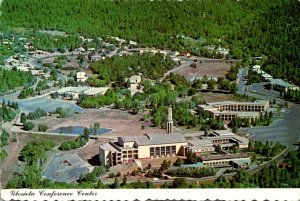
[198,100,269,121]
[269,79,299,93]
[99,133,187,166]
[186,130,249,155]
[199,153,250,167]
[76,72,88,82]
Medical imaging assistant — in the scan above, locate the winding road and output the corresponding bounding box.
[237,67,300,149]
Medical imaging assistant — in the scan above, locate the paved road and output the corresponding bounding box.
[237,67,248,94]
[240,103,300,146]
[28,57,68,81]
[161,61,191,81]
[237,67,300,148]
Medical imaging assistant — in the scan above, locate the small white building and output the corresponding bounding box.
[5,58,19,65]
[54,86,89,100]
[261,73,273,81]
[88,48,95,51]
[126,75,142,84]
[169,51,180,56]
[91,55,104,61]
[76,72,88,82]
[158,50,168,56]
[252,65,261,72]
[150,49,159,54]
[42,74,51,79]
[15,66,30,72]
[129,41,138,46]
[76,47,86,53]
[171,57,181,63]
[31,70,45,76]
[216,47,229,57]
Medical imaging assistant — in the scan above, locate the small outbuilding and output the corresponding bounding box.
[76,72,88,82]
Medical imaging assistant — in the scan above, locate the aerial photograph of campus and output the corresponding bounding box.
[0,0,300,190]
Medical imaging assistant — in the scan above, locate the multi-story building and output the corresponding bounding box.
[198,100,269,121]
[99,108,251,168]
[99,133,187,166]
[199,153,251,167]
[186,130,249,155]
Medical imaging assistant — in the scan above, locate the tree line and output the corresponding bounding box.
[0,67,36,95]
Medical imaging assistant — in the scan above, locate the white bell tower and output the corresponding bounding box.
[166,107,174,134]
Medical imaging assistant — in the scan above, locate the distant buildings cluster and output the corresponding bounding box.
[252,65,299,92]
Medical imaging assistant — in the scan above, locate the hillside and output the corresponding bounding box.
[1,0,299,84]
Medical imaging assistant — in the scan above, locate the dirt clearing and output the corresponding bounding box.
[34,108,165,137]
[173,61,231,80]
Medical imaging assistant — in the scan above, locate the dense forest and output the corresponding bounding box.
[1,0,300,85]
[89,53,175,85]
[0,68,36,95]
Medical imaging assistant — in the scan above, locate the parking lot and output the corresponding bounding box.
[240,103,300,148]
[0,94,83,113]
[42,153,93,183]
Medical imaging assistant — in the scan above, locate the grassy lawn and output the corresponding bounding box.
[25,133,76,145]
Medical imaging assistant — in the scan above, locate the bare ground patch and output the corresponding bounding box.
[0,133,75,187]
[33,108,165,136]
[173,61,231,80]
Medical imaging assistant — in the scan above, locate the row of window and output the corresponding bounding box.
[219,106,264,111]
[150,146,177,157]
[204,160,229,165]
[122,150,138,154]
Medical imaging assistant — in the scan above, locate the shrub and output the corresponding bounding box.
[38,124,48,132]
[174,158,184,166]
[0,128,9,147]
[59,141,81,150]
[0,150,8,161]
[23,122,35,131]
[93,166,107,176]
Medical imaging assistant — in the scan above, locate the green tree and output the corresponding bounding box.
[172,178,188,188]
[20,112,27,124]
[186,151,198,164]
[174,158,184,166]
[23,122,35,131]
[83,127,90,140]
[93,122,100,135]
